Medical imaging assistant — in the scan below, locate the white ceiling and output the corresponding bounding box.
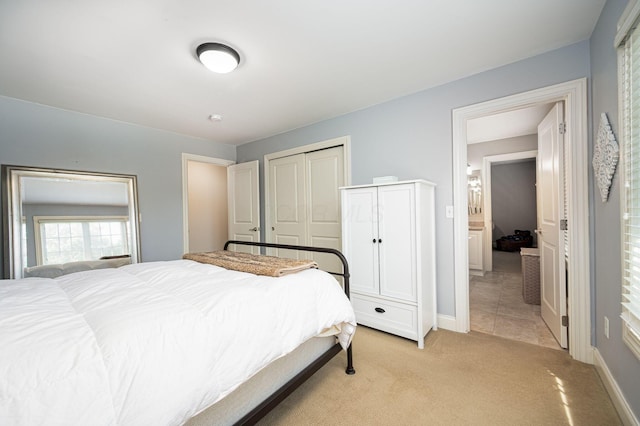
[0,1,605,146]
[466,104,554,144]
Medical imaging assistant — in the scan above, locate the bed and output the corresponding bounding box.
[0,241,356,425]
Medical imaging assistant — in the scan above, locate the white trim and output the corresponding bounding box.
[436,314,457,331]
[593,348,640,426]
[618,14,630,366]
[615,0,640,47]
[481,150,538,272]
[617,22,640,363]
[452,78,592,363]
[263,136,352,243]
[181,153,234,253]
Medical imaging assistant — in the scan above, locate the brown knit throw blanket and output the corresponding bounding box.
[183,251,318,277]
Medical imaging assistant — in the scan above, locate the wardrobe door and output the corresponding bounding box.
[341,187,379,296]
[377,184,417,302]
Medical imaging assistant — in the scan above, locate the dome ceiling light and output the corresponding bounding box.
[196,42,240,74]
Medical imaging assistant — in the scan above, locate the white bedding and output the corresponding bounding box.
[0,260,356,426]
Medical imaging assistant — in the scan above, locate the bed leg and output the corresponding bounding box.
[345,344,355,375]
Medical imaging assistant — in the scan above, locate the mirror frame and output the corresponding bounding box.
[2,165,141,279]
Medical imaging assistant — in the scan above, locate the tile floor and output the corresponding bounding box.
[469,249,563,350]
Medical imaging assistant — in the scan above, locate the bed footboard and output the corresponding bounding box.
[223,240,355,425]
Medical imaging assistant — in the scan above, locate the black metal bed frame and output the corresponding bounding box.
[222,240,355,425]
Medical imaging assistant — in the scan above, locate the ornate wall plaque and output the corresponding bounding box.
[593,113,619,202]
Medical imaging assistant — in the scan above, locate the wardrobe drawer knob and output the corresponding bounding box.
[374,307,386,313]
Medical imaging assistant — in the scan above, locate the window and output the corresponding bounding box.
[618,0,640,360]
[34,216,130,265]
[21,216,27,268]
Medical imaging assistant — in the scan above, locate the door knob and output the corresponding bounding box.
[249,227,258,232]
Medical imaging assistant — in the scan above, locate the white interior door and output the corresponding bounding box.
[537,102,568,348]
[268,154,306,258]
[227,160,260,254]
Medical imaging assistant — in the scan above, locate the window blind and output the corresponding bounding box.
[620,16,640,360]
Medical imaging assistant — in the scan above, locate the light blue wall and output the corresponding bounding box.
[237,41,591,317]
[0,96,236,275]
[590,0,640,417]
[491,160,537,242]
[0,3,635,416]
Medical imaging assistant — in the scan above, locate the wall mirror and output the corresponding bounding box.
[468,171,482,216]
[2,165,141,279]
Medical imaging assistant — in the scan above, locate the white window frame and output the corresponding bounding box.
[616,0,640,361]
[33,215,129,266]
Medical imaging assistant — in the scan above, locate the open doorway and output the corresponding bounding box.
[452,78,592,363]
[181,154,233,254]
[467,145,560,349]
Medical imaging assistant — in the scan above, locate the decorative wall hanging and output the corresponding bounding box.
[593,113,619,202]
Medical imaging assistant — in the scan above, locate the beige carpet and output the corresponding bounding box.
[258,326,620,425]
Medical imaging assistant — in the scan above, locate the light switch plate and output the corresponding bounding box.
[446,205,454,218]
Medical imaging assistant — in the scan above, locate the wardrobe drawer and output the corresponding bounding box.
[351,293,418,340]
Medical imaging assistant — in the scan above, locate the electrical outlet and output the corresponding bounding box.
[604,316,610,339]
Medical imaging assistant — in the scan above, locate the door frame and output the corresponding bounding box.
[181,153,234,254]
[481,150,538,272]
[452,78,591,363]
[263,136,352,243]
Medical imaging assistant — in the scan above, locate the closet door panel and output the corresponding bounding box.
[268,154,306,259]
[306,147,344,272]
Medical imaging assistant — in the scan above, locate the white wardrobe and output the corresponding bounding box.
[340,180,437,349]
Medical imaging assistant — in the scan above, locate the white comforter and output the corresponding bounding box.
[0,260,356,425]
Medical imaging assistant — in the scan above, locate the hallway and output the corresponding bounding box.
[470,250,562,350]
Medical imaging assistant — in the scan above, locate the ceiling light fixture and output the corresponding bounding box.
[197,42,240,74]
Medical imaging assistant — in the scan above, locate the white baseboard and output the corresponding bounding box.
[593,348,639,426]
[437,314,457,331]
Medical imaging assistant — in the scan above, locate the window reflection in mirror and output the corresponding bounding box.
[2,165,141,279]
[468,170,482,216]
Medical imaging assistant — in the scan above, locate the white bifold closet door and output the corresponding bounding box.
[268,146,344,272]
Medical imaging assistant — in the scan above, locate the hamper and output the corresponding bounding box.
[520,248,540,305]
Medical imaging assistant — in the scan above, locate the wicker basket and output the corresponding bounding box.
[520,248,540,305]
